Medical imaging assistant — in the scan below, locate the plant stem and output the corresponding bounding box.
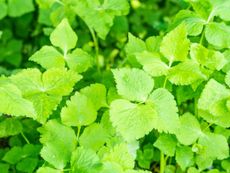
[21,132,30,144]
[89,28,100,71]
[160,152,165,173]
[76,126,81,145]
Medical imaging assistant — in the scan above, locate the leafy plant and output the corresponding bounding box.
[0,0,229,173]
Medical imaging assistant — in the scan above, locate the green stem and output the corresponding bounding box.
[21,132,30,144]
[199,28,205,45]
[89,28,100,71]
[163,77,168,88]
[160,152,165,173]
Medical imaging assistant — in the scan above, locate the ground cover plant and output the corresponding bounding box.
[0,0,230,172]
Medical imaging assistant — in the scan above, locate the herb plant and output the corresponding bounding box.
[0,0,229,173]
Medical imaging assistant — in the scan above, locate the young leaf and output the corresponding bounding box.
[10,68,81,123]
[160,24,190,63]
[102,143,135,170]
[8,0,34,17]
[110,99,157,141]
[198,79,230,127]
[190,43,227,70]
[0,79,36,118]
[154,133,177,156]
[37,167,62,173]
[61,92,97,127]
[29,46,65,69]
[50,18,78,52]
[176,146,194,170]
[205,22,230,49]
[136,51,169,77]
[71,147,102,173]
[79,123,109,151]
[38,120,77,169]
[80,83,108,111]
[112,68,154,102]
[148,88,179,134]
[175,113,202,145]
[167,60,206,85]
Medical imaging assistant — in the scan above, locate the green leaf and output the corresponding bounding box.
[73,0,129,39]
[16,157,38,173]
[171,10,205,36]
[50,18,78,52]
[71,147,102,173]
[8,0,34,17]
[66,48,93,73]
[0,2,7,20]
[36,167,62,173]
[2,146,23,164]
[154,133,177,156]
[175,113,202,145]
[102,143,135,170]
[61,92,97,127]
[29,46,65,69]
[210,0,230,21]
[38,120,77,169]
[110,99,157,141]
[190,43,227,70]
[188,0,212,20]
[167,60,206,85]
[136,51,169,77]
[0,118,23,138]
[0,79,36,118]
[176,146,194,170]
[148,88,179,133]
[0,163,9,173]
[112,68,154,102]
[80,83,108,111]
[10,68,81,123]
[205,22,230,49]
[160,24,190,62]
[198,79,230,127]
[79,123,109,151]
[196,132,229,170]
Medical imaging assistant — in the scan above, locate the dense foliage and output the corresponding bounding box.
[0,0,230,173]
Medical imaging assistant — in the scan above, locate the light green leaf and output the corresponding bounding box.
[112,68,154,102]
[160,24,190,62]
[176,146,194,170]
[188,0,212,20]
[37,167,62,173]
[190,43,227,70]
[171,10,205,36]
[198,79,230,127]
[148,88,179,133]
[80,83,108,111]
[10,68,81,123]
[73,0,129,39]
[136,51,169,77]
[205,22,230,49]
[211,0,230,21]
[110,99,157,141]
[0,78,36,118]
[168,60,206,85]
[66,48,93,73]
[154,133,177,156]
[29,46,65,69]
[8,0,34,17]
[79,123,109,151]
[196,132,229,170]
[38,120,77,169]
[175,113,202,145]
[71,147,102,173]
[0,118,23,138]
[102,143,135,170]
[61,92,97,127]
[50,18,78,52]
[0,2,7,20]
